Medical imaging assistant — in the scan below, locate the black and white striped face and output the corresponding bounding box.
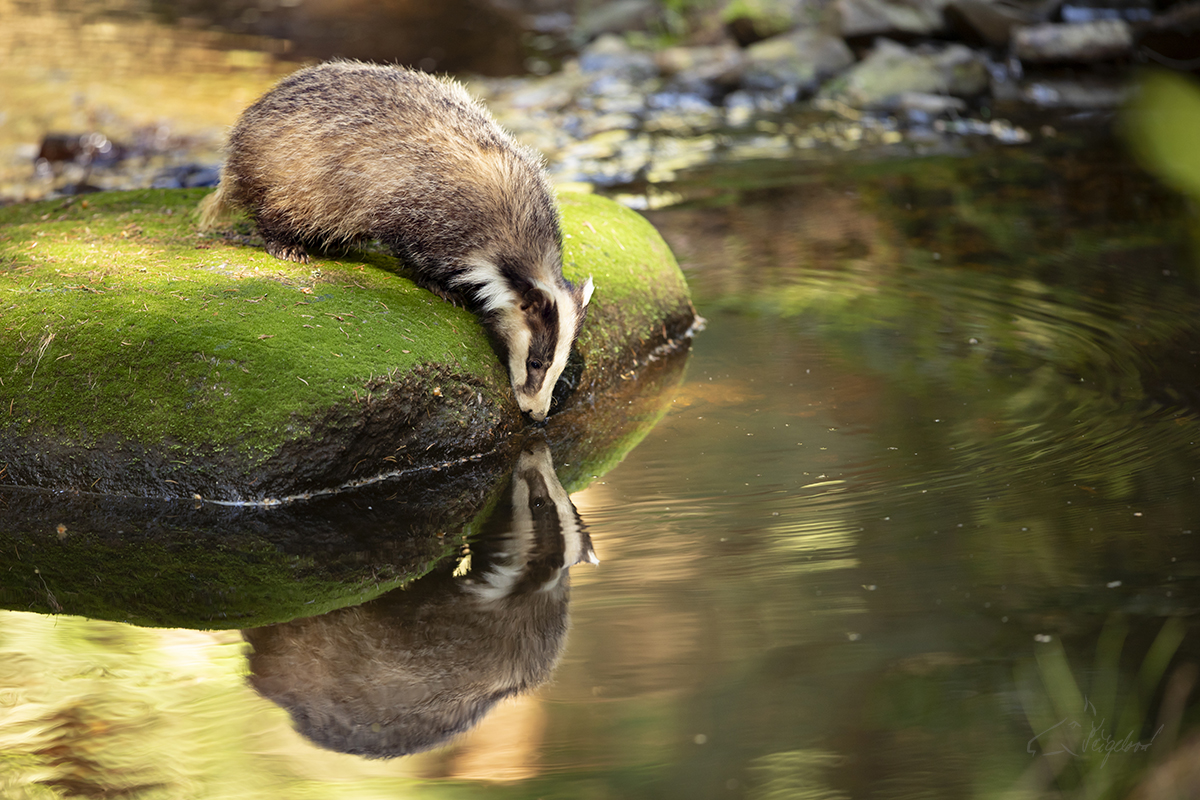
[505,275,593,422]
[466,440,598,603]
[482,268,585,422]
[457,247,594,422]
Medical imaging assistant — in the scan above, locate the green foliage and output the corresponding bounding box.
[1124,71,1200,203]
[1019,618,1188,798]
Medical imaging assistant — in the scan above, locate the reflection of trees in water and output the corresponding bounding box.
[244,440,597,757]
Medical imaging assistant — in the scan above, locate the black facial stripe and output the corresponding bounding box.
[540,297,559,327]
[525,473,562,534]
[498,256,531,293]
[525,319,558,384]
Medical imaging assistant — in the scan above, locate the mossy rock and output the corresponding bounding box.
[0,188,696,503]
[0,338,690,629]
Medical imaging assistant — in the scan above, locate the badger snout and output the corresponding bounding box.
[520,399,549,423]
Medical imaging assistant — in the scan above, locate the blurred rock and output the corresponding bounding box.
[657,43,746,98]
[1012,20,1132,61]
[819,39,989,108]
[1019,77,1131,107]
[837,0,950,37]
[722,0,835,45]
[577,34,659,82]
[1059,2,1152,23]
[944,0,1055,45]
[35,133,126,170]
[575,0,660,41]
[151,165,221,189]
[742,27,856,94]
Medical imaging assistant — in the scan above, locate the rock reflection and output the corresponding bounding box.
[243,440,596,758]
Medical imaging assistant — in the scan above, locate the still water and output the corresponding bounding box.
[3,139,1200,798]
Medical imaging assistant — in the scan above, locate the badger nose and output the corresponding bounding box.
[527,409,548,423]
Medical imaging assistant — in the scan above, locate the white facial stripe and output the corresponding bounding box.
[528,282,580,417]
[456,258,519,314]
[451,255,584,420]
[507,324,531,390]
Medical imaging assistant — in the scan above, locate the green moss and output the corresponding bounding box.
[0,187,694,499]
[0,189,505,461]
[1,531,444,629]
[559,191,694,367]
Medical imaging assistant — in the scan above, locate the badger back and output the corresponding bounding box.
[223,62,560,271]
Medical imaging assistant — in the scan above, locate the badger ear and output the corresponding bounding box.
[580,277,595,307]
[521,285,552,313]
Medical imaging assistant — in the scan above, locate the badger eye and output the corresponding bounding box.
[528,358,544,371]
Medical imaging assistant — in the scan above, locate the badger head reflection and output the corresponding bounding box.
[243,441,596,758]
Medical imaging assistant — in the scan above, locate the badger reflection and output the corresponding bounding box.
[243,441,596,758]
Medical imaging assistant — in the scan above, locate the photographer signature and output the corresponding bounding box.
[1027,697,1162,767]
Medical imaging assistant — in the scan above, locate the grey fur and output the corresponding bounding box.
[199,60,592,420]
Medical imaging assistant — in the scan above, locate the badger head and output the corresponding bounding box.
[459,245,594,422]
[497,274,594,422]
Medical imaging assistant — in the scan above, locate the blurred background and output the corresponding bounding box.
[3,0,1198,205]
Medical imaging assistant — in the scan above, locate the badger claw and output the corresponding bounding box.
[265,240,309,263]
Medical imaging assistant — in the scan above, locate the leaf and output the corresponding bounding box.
[1124,70,1200,203]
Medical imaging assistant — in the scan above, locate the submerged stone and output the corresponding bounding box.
[819,38,990,108]
[742,27,856,94]
[0,188,697,504]
[1012,20,1133,62]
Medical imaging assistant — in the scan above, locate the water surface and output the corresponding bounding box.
[3,136,1200,799]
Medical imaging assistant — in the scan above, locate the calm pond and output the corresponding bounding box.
[3,133,1200,798]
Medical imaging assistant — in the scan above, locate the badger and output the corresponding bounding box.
[243,440,596,757]
[198,60,593,421]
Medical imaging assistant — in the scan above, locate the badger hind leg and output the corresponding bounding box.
[265,239,310,264]
[256,217,310,264]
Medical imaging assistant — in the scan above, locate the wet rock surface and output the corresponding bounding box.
[1013,19,1134,61]
[818,38,990,107]
[742,28,857,93]
[836,0,952,38]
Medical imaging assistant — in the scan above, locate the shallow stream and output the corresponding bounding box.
[3,131,1199,798]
